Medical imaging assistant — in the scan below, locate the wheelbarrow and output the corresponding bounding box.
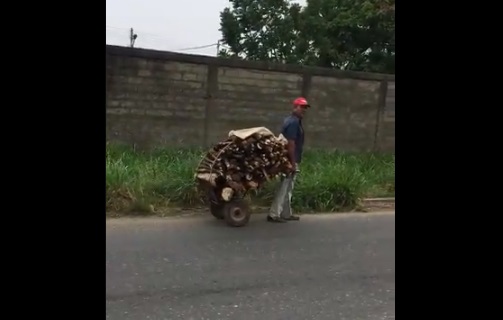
[194,127,289,227]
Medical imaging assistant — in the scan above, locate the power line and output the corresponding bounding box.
[176,43,219,51]
[106,25,175,42]
[105,26,222,54]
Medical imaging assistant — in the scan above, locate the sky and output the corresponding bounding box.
[106,0,306,56]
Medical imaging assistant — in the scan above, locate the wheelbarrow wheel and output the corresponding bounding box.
[209,202,225,220]
[223,200,250,227]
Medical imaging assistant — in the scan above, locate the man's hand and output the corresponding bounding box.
[291,162,300,174]
[284,162,296,175]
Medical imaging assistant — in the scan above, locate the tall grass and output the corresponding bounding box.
[106,144,394,214]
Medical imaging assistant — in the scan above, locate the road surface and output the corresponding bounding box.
[106,212,395,320]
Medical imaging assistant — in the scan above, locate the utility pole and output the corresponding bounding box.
[129,28,138,48]
[216,39,225,56]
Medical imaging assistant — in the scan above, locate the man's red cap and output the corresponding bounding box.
[293,97,310,108]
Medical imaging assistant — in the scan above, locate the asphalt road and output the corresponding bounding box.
[106,212,395,320]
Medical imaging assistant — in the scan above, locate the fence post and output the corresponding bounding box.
[373,80,388,152]
[203,64,219,148]
[301,72,312,98]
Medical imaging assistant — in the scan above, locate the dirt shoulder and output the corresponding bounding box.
[361,197,395,212]
[107,198,395,218]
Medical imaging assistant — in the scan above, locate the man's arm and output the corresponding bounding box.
[283,121,299,169]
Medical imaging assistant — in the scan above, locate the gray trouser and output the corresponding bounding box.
[269,172,297,219]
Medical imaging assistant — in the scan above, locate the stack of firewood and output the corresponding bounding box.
[196,131,293,198]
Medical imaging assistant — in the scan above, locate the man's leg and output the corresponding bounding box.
[268,175,291,222]
[280,173,299,221]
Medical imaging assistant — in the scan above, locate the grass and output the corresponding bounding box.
[106,144,394,215]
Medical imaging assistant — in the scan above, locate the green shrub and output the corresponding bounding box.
[106,144,394,214]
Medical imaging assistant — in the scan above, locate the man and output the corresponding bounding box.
[267,97,310,223]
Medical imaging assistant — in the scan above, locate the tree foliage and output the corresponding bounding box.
[218,0,395,74]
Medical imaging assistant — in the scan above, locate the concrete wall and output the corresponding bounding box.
[106,45,395,152]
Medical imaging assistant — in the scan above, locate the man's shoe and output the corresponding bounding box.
[284,215,300,221]
[267,216,287,223]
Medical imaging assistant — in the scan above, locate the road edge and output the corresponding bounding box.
[106,198,395,218]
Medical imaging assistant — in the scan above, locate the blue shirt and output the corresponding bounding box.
[281,114,305,163]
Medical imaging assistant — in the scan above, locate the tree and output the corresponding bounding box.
[301,0,395,73]
[218,0,303,63]
[218,0,395,74]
